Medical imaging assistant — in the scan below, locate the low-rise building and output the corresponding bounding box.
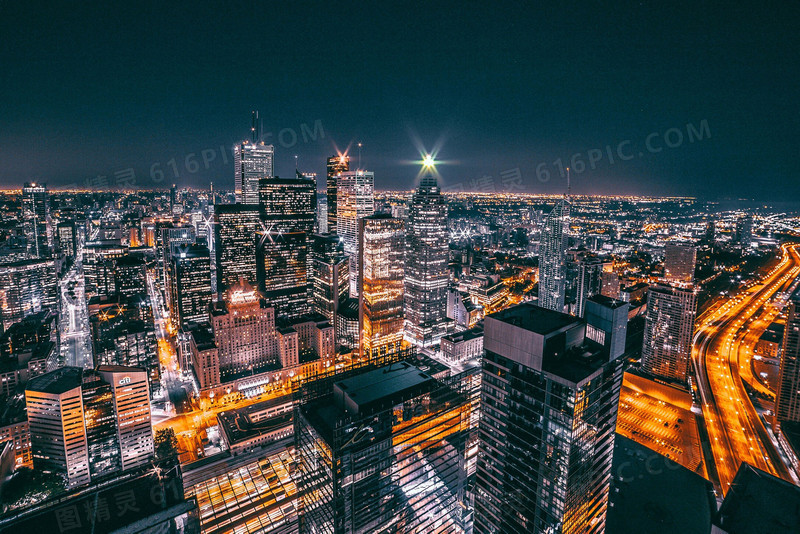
[441,328,484,363]
[217,395,293,457]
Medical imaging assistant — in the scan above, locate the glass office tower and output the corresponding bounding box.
[214,204,262,292]
[474,303,625,534]
[404,175,449,349]
[538,198,570,312]
[296,361,474,533]
[359,214,405,360]
[326,154,350,234]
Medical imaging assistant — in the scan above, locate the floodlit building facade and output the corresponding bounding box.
[359,215,405,360]
[326,155,350,233]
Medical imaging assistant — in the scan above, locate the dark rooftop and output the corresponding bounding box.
[758,327,783,345]
[621,281,649,292]
[187,322,215,350]
[715,462,800,533]
[588,294,629,309]
[489,303,580,336]
[334,362,436,416]
[606,434,714,534]
[217,394,293,444]
[96,364,146,374]
[26,366,83,395]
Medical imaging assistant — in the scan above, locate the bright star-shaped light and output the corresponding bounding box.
[423,154,435,167]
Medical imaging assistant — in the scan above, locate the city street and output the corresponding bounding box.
[59,234,92,369]
[693,243,800,495]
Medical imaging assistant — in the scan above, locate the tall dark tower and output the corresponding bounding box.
[257,173,316,319]
[22,182,50,258]
[404,173,449,349]
[326,154,349,234]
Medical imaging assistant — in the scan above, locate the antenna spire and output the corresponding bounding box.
[294,154,298,171]
[357,142,363,170]
[251,111,259,143]
[566,167,571,199]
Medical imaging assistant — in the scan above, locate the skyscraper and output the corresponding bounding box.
[337,170,375,296]
[256,231,310,319]
[664,243,697,283]
[170,243,212,326]
[114,254,148,297]
[641,283,697,384]
[96,365,153,471]
[25,365,154,488]
[776,287,800,423]
[25,367,90,487]
[359,214,405,360]
[585,294,630,361]
[735,214,753,249]
[81,370,121,478]
[22,182,50,258]
[705,220,716,245]
[576,257,608,318]
[56,220,77,258]
[296,361,474,533]
[258,174,316,234]
[326,154,349,234]
[310,233,349,322]
[474,303,626,534]
[0,258,58,330]
[214,204,262,292]
[234,111,274,204]
[404,174,450,349]
[538,197,570,312]
[257,173,317,318]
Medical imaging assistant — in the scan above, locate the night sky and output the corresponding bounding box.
[1,1,797,199]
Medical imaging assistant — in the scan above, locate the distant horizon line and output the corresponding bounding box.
[3,186,800,204]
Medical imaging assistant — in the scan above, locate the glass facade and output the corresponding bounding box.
[539,198,570,312]
[311,233,349,322]
[21,182,50,258]
[641,283,696,383]
[296,361,476,534]
[170,243,212,326]
[257,231,310,320]
[214,205,262,291]
[234,141,274,205]
[336,170,375,296]
[326,155,350,234]
[404,175,449,348]
[359,215,405,360]
[474,304,624,534]
[82,372,122,478]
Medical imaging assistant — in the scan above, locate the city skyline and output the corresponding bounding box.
[3,3,800,533]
